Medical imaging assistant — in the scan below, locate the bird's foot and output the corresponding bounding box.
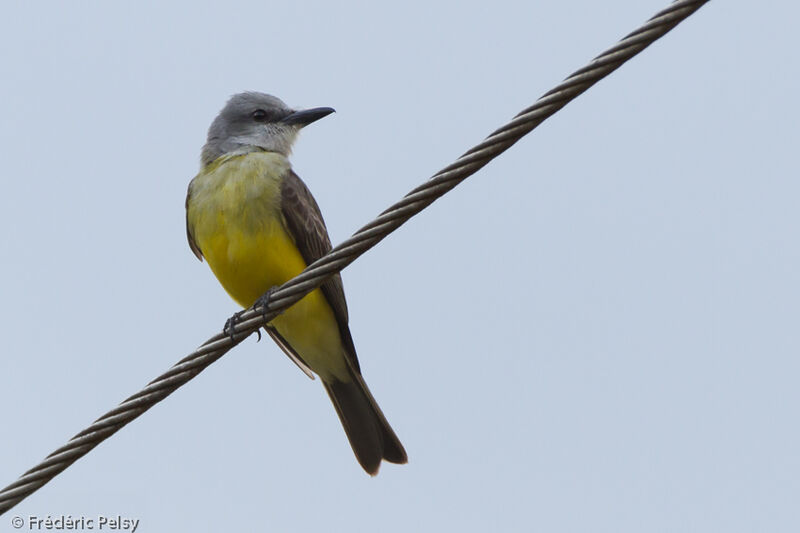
[251,287,281,343]
[223,309,248,342]
[223,286,281,343]
[254,286,281,320]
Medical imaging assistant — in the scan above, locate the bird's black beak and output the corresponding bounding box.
[282,107,335,127]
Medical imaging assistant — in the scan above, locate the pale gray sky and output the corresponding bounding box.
[1,1,798,532]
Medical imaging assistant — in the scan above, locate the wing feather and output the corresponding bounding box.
[185,185,204,261]
[280,170,361,372]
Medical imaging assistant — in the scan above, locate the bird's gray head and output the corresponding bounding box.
[201,91,334,167]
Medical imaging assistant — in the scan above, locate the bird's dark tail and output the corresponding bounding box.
[323,369,407,475]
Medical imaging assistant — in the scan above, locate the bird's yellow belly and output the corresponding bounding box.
[188,153,347,380]
[202,215,305,308]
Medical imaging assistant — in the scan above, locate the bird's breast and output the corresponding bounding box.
[188,152,308,307]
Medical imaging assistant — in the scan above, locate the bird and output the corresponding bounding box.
[185,92,407,475]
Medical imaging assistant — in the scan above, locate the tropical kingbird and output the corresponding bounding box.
[185,92,407,475]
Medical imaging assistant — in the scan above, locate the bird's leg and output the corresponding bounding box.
[254,286,282,321]
[253,286,282,343]
[223,309,248,342]
[223,286,282,343]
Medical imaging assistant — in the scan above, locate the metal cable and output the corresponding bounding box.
[0,0,710,514]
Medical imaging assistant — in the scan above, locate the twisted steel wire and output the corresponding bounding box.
[0,0,710,514]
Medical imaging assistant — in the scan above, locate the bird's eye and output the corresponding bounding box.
[252,109,268,121]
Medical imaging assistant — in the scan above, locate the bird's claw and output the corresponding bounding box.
[223,309,247,342]
[223,286,281,343]
[254,286,281,320]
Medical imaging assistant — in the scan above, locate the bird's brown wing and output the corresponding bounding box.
[280,170,361,372]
